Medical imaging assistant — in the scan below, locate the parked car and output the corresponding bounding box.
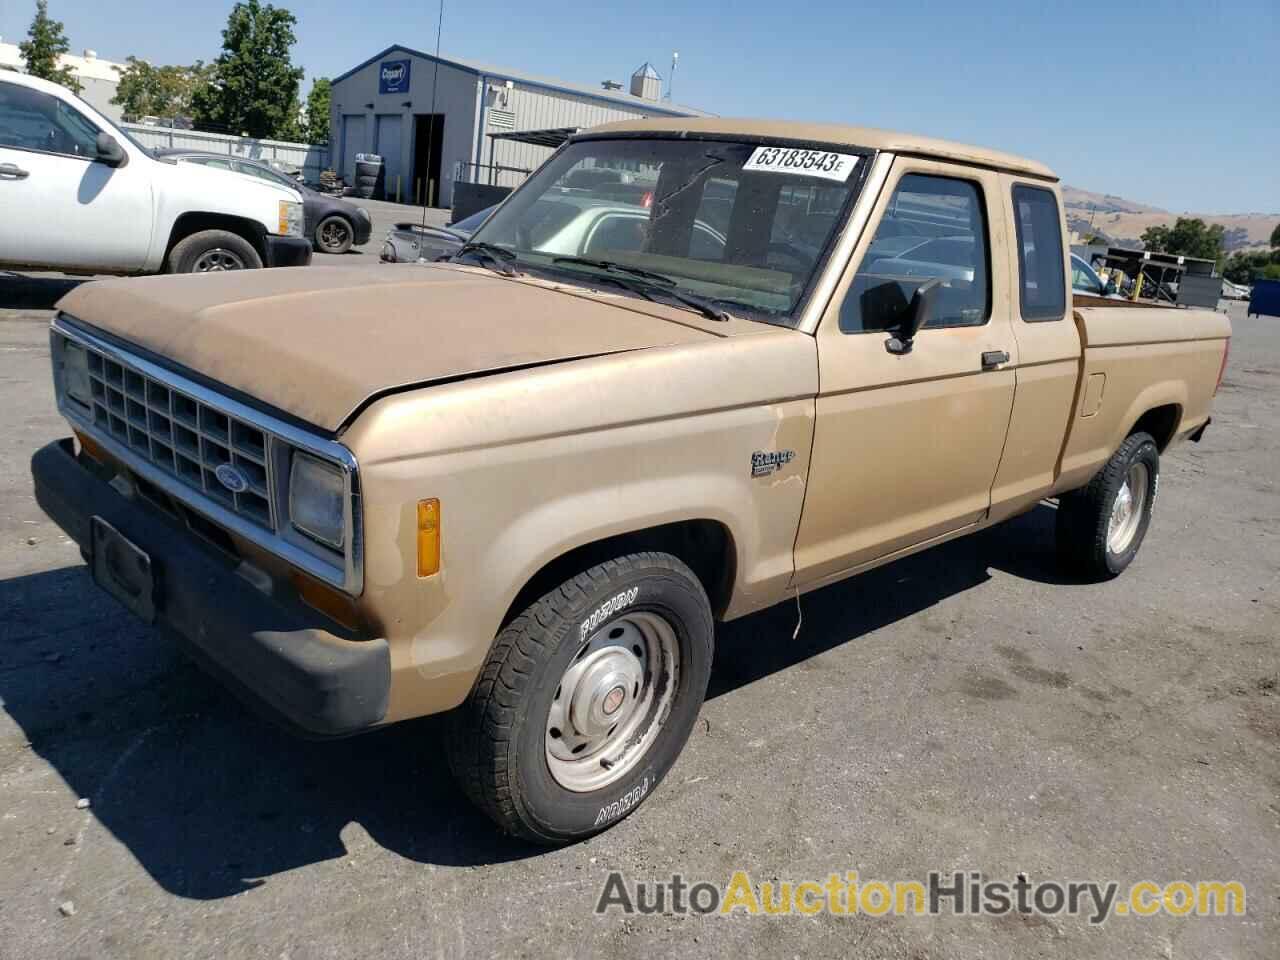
[380,205,493,262]
[384,197,731,265]
[154,149,373,255]
[32,119,1230,845]
[1071,253,1114,297]
[0,72,310,273]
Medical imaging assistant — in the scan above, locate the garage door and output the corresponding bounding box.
[375,115,403,199]
[340,114,366,181]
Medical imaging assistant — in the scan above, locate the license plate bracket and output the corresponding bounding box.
[90,516,156,624]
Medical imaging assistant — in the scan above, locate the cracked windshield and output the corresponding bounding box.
[468,138,865,324]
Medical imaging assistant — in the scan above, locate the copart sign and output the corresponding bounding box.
[379,59,411,94]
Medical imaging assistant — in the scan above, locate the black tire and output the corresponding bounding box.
[166,229,262,273]
[446,552,714,844]
[355,174,379,188]
[355,160,382,178]
[314,215,354,254]
[1056,431,1160,580]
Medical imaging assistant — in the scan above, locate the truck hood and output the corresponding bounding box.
[56,264,721,432]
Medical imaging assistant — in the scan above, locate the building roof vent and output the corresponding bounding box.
[601,79,623,91]
[630,62,661,101]
[83,49,97,60]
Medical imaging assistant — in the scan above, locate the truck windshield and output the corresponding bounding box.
[469,137,867,325]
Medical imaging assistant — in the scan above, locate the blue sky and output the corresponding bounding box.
[3,0,1275,212]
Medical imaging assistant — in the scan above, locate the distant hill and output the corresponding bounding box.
[1062,184,1278,253]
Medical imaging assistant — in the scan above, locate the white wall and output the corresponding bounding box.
[122,124,330,180]
[0,40,125,122]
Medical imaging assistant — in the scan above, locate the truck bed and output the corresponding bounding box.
[1056,305,1231,492]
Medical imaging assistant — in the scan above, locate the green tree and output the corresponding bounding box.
[190,0,305,139]
[1222,250,1277,284]
[1270,221,1280,250]
[1140,217,1225,262]
[112,57,211,120]
[303,77,330,143]
[18,0,81,94]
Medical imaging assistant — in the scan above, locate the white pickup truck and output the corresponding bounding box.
[0,72,311,274]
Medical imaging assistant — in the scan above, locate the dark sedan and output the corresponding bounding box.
[153,149,374,254]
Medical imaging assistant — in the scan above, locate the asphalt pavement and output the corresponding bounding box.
[0,292,1275,959]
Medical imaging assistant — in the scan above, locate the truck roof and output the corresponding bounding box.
[582,117,1057,181]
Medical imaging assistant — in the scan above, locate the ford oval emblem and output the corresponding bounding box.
[214,462,250,494]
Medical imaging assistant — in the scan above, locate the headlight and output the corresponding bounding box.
[278,200,304,238]
[289,452,345,549]
[61,339,92,407]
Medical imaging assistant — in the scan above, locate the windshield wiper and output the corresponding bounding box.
[453,241,519,276]
[553,256,677,287]
[551,256,730,322]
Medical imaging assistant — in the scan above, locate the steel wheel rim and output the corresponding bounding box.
[1107,462,1148,554]
[320,220,350,250]
[545,611,679,792]
[192,248,246,272]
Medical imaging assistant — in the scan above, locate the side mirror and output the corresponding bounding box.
[885,278,942,355]
[95,132,127,168]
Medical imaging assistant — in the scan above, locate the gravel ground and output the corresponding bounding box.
[0,295,1275,959]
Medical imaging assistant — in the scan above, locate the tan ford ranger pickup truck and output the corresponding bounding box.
[31,118,1230,843]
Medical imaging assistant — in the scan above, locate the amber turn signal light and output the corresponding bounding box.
[290,571,362,631]
[417,499,441,577]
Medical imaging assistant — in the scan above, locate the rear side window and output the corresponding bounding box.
[839,174,991,333]
[1012,185,1066,321]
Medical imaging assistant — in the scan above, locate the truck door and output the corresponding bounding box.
[793,158,1017,586]
[0,78,152,273]
[987,176,1080,521]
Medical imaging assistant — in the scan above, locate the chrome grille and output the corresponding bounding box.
[82,346,275,529]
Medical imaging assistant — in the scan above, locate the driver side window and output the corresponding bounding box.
[0,81,100,158]
[839,173,991,333]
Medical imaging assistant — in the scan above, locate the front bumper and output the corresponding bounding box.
[263,234,313,268]
[31,439,388,737]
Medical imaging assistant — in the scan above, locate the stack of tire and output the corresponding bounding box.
[353,153,384,200]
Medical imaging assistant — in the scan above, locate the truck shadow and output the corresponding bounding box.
[0,274,90,310]
[0,506,1064,898]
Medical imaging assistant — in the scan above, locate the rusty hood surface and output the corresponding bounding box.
[56,264,722,432]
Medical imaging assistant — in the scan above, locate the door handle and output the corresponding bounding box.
[0,162,30,179]
[981,350,1010,370]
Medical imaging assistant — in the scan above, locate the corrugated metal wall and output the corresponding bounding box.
[482,83,659,179]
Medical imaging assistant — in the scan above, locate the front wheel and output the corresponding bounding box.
[1056,431,1160,580]
[446,552,714,844]
[166,229,262,273]
[314,215,354,254]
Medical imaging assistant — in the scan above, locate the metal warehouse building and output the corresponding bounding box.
[329,46,708,207]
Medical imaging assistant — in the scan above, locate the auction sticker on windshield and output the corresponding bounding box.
[742,146,859,182]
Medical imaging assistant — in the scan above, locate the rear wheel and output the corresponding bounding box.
[166,229,261,273]
[446,552,714,844]
[1057,431,1160,580]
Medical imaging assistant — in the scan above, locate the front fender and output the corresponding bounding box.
[353,399,815,722]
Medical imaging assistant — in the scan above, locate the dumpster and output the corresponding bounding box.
[1248,279,1280,318]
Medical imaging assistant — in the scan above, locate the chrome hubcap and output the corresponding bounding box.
[1107,462,1149,554]
[192,248,245,272]
[545,611,678,792]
